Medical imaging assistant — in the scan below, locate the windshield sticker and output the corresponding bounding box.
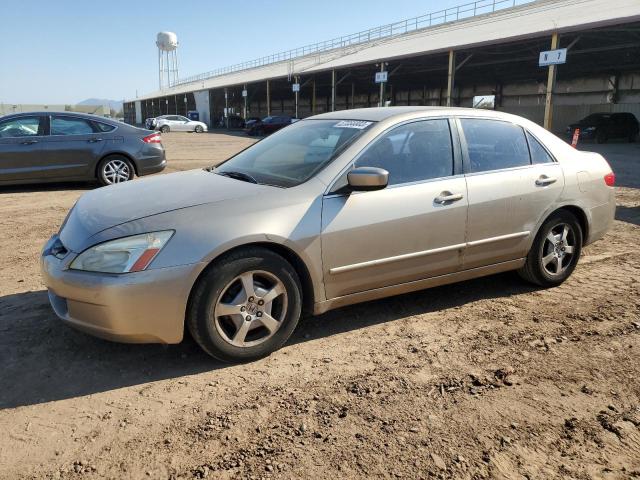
[334,120,372,129]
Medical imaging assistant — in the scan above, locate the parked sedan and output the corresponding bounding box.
[567,112,639,143]
[42,107,615,362]
[155,115,207,133]
[245,115,292,135]
[0,112,166,186]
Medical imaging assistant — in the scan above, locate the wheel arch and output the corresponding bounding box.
[96,152,139,178]
[186,241,316,321]
[536,205,589,244]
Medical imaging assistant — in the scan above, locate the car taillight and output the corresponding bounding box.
[604,172,615,186]
[142,133,162,144]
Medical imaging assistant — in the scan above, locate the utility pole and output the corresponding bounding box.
[543,32,559,130]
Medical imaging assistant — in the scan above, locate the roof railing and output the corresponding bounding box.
[172,0,532,88]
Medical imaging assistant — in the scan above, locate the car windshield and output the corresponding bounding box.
[215,119,374,187]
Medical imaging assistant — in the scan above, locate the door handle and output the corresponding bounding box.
[434,191,464,204]
[88,138,104,143]
[21,139,38,145]
[535,175,557,186]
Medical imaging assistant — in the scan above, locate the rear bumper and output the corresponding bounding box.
[586,194,616,245]
[137,145,166,176]
[41,243,203,344]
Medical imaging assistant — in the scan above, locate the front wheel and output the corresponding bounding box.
[160,125,170,133]
[518,210,583,287]
[97,156,134,186]
[187,247,302,362]
[195,125,204,133]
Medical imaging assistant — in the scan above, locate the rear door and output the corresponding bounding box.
[458,117,564,269]
[0,115,47,182]
[39,115,107,179]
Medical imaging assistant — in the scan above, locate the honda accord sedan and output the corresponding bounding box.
[41,107,615,362]
[0,112,166,186]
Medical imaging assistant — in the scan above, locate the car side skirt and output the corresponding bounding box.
[313,258,526,315]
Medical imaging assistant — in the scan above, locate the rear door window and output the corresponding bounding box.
[51,116,95,135]
[460,118,530,173]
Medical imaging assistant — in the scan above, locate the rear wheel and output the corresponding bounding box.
[97,156,134,186]
[187,247,302,362]
[160,125,170,133]
[518,210,583,287]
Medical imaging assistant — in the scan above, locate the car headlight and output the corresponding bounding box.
[70,231,174,273]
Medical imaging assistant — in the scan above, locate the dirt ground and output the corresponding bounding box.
[0,132,639,480]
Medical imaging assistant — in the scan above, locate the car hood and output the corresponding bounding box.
[60,169,271,252]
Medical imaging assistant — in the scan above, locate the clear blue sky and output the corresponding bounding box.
[0,0,465,104]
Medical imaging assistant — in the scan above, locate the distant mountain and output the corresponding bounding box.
[78,98,123,112]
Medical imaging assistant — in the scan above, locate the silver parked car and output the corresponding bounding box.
[41,107,615,362]
[154,115,208,133]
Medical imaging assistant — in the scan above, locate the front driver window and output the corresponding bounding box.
[0,117,41,138]
[355,119,454,185]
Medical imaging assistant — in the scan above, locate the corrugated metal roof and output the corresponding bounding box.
[129,0,640,102]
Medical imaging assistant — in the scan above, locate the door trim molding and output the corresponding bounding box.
[329,231,530,275]
[329,243,466,275]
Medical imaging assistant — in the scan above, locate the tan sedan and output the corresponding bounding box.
[41,107,615,362]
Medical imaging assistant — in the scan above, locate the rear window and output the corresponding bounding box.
[460,118,530,173]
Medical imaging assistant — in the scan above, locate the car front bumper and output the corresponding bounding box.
[41,237,203,344]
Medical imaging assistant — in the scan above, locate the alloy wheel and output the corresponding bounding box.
[102,159,131,184]
[213,270,288,347]
[541,223,576,276]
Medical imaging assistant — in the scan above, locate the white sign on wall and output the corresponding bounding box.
[539,48,567,67]
[292,83,300,92]
[375,71,388,83]
[242,90,248,97]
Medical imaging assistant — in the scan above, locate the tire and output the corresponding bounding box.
[160,125,170,133]
[195,125,204,133]
[187,247,303,363]
[518,210,583,287]
[97,156,135,186]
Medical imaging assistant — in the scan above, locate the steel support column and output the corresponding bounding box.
[446,50,456,107]
[331,70,336,112]
[294,75,299,118]
[543,32,559,131]
[312,79,316,114]
[378,63,385,107]
[224,88,229,129]
[243,83,248,119]
[266,79,271,116]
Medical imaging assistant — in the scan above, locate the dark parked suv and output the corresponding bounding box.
[0,112,166,186]
[245,115,292,136]
[567,112,639,143]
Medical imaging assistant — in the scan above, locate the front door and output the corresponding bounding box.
[40,115,107,179]
[321,118,468,299]
[0,115,46,182]
[458,118,565,269]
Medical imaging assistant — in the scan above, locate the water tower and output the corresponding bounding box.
[156,32,179,90]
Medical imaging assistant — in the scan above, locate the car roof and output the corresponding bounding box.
[308,106,517,122]
[0,111,117,124]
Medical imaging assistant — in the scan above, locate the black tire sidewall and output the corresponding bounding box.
[190,250,302,362]
[195,126,203,133]
[530,211,583,286]
[97,156,134,186]
[161,126,170,133]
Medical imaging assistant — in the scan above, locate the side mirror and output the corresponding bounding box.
[347,167,389,192]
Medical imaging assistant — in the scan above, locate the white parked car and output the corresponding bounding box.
[154,115,208,133]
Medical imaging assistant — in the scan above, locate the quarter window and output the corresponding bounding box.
[51,116,95,135]
[0,116,41,138]
[355,119,454,185]
[94,122,116,133]
[460,118,530,173]
[526,132,554,164]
